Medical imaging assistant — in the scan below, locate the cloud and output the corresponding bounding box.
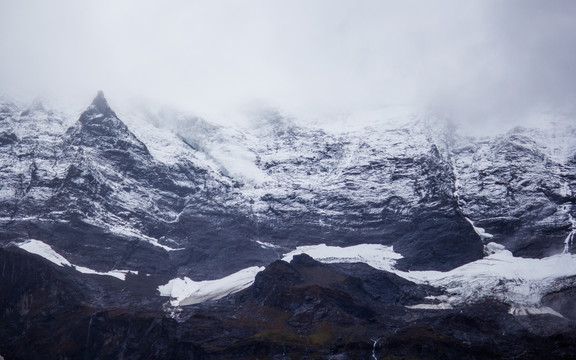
[0,0,574,130]
[431,0,576,128]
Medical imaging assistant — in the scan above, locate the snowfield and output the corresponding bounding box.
[13,236,576,314]
[403,244,576,315]
[282,244,402,273]
[158,266,265,306]
[159,242,576,315]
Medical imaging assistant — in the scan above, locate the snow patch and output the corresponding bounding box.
[255,240,281,249]
[15,239,136,280]
[484,242,506,254]
[508,306,565,318]
[282,244,402,273]
[204,138,271,185]
[108,225,183,251]
[16,239,71,267]
[159,266,264,306]
[465,217,494,241]
[406,303,453,310]
[74,266,137,281]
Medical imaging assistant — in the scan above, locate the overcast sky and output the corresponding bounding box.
[0,0,575,130]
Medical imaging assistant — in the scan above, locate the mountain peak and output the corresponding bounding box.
[90,91,115,116]
[67,91,151,156]
[70,91,126,140]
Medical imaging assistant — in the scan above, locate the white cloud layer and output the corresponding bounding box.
[0,0,574,129]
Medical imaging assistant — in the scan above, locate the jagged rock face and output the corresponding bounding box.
[454,124,576,257]
[0,93,488,277]
[243,120,483,270]
[0,93,274,280]
[2,93,575,279]
[0,98,68,219]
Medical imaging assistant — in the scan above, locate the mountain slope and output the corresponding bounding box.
[1,93,576,359]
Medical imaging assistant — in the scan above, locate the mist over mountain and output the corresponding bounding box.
[1,0,575,132]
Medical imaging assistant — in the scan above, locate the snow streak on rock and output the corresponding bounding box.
[15,240,136,280]
[564,214,575,254]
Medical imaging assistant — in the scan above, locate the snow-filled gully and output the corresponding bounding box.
[564,214,575,254]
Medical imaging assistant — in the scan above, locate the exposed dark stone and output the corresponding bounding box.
[542,286,576,320]
[0,131,17,146]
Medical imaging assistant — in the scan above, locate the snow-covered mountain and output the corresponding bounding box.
[1,92,576,359]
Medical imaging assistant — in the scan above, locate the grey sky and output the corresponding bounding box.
[0,0,574,129]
